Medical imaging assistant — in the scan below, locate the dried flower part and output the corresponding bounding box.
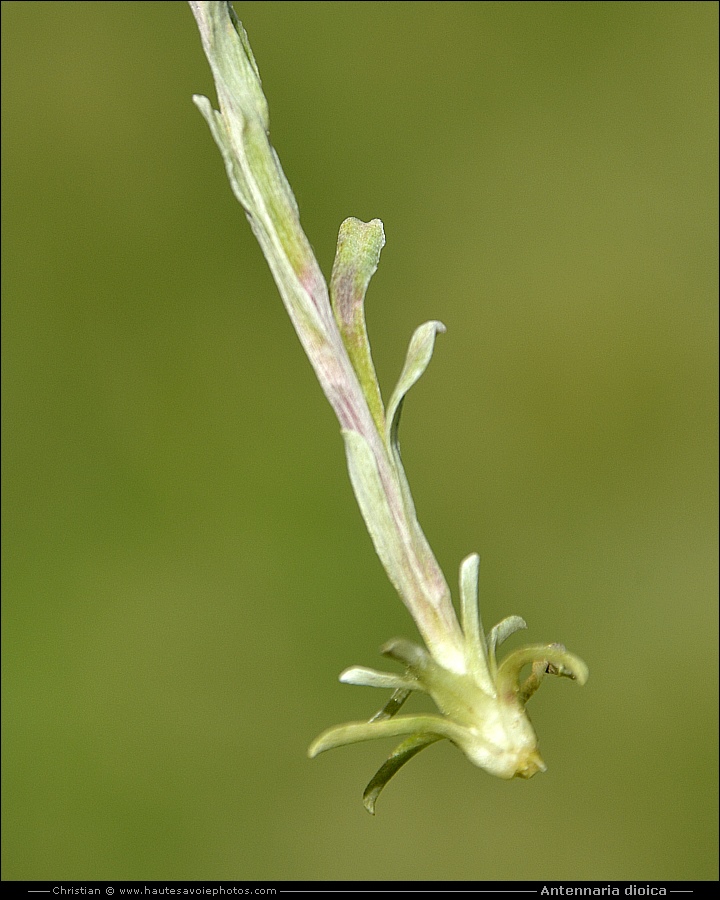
[190,0,588,812]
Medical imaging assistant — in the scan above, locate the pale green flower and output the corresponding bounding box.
[190,0,588,812]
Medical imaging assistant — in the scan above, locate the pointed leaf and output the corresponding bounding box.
[386,320,446,458]
[190,1,269,131]
[458,554,494,693]
[339,667,418,692]
[486,615,527,677]
[488,615,528,651]
[308,713,468,758]
[362,733,443,815]
[384,321,446,545]
[368,688,413,723]
[380,637,433,672]
[193,94,252,209]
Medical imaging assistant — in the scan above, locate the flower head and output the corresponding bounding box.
[309,553,587,812]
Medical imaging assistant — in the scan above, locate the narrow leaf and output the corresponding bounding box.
[486,615,527,677]
[192,95,252,208]
[330,217,386,434]
[339,667,418,692]
[362,733,443,815]
[190,1,269,130]
[308,714,466,758]
[386,320,446,456]
[458,554,494,693]
[383,321,446,543]
[368,688,413,723]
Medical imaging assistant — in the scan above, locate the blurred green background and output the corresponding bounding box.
[2,0,717,882]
